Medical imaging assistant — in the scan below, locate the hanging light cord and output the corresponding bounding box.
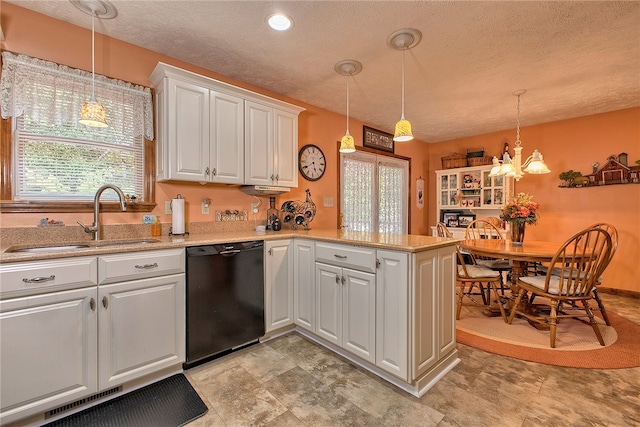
[400,47,406,119]
[90,12,96,99]
[345,72,350,134]
[515,93,521,147]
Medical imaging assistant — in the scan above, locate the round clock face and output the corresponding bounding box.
[298,144,326,181]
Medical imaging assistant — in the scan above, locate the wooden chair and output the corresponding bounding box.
[536,223,617,325]
[465,219,511,290]
[436,221,453,238]
[455,244,507,321]
[507,226,613,348]
[589,223,617,326]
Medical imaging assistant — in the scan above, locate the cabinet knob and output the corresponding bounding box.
[275,174,279,182]
[335,275,340,284]
[205,167,210,176]
[102,296,109,309]
[212,168,217,176]
[341,275,345,285]
[90,298,96,311]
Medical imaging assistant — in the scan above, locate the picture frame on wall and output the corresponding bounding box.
[363,126,394,153]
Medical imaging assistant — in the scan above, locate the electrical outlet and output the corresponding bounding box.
[251,202,259,215]
[165,200,172,214]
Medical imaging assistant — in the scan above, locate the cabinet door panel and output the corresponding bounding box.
[293,240,315,332]
[98,274,185,389]
[211,91,244,183]
[273,109,298,187]
[342,268,376,364]
[438,246,457,357]
[412,250,438,377]
[169,79,210,181]
[0,288,97,425]
[265,240,294,332]
[315,262,342,346]
[245,101,273,185]
[376,250,409,380]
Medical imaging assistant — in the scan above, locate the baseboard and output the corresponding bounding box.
[598,287,640,299]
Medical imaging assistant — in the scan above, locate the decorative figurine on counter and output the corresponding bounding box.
[281,189,316,230]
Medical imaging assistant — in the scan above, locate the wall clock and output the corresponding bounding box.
[298,144,326,181]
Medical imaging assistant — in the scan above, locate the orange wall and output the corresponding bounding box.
[0,2,429,233]
[1,3,637,292]
[428,108,640,292]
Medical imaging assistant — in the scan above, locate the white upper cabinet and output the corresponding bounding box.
[244,101,299,188]
[150,63,303,186]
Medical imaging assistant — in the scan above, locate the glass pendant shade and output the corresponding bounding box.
[79,98,108,127]
[339,133,356,153]
[523,149,551,174]
[394,118,413,142]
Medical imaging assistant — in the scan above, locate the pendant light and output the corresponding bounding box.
[387,28,421,142]
[335,60,363,153]
[489,90,551,181]
[71,0,118,128]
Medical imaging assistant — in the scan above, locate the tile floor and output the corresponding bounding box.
[185,293,640,426]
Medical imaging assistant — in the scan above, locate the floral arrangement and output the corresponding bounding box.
[501,192,539,225]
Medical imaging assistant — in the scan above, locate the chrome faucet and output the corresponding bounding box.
[78,184,127,241]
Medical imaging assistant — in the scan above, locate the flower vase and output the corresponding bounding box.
[510,222,526,245]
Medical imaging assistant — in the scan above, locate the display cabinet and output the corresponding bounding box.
[434,165,511,238]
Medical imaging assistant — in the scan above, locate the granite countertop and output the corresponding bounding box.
[0,228,457,264]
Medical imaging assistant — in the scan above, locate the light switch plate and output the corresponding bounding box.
[202,202,210,215]
[323,197,334,207]
[165,201,172,214]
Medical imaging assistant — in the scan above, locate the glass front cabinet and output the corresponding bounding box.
[434,165,512,238]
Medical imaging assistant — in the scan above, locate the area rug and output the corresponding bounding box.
[44,374,208,427]
[456,308,640,369]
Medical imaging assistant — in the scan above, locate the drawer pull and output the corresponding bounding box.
[22,275,55,284]
[90,298,96,311]
[333,254,347,259]
[134,263,158,269]
[335,275,340,284]
[102,296,109,309]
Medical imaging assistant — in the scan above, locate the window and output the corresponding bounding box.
[0,51,155,211]
[340,150,409,234]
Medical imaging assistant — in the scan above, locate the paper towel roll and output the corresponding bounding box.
[171,197,185,234]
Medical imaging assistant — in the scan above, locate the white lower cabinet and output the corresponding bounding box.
[315,242,376,365]
[0,287,98,425]
[98,274,185,389]
[0,249,185,425]
[293,239,315,332]
[265,240,294,332]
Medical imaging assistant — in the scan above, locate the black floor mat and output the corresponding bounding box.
[44,374,208,427]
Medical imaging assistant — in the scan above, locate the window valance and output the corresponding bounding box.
[0,51,154,140]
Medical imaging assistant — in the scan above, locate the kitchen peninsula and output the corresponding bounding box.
[0,227,458,425]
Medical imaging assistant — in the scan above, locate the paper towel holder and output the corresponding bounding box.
[169,194,190,237]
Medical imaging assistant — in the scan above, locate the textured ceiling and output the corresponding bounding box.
[6,0,640,143]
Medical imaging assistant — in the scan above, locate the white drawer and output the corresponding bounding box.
[315,242,376,273]
[0,256,98,299]
[98,248,185,285]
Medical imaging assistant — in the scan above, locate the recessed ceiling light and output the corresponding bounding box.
[267,13,293,31]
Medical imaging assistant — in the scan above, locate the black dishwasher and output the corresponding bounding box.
[185,241,264,368]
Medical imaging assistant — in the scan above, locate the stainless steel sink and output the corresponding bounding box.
[7,244,91,253]
[5,239,161,253]
[93,239,161,247]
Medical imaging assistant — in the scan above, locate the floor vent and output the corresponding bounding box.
[45,386,122,418]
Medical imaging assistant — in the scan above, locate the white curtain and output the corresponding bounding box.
[341,151,408,234]
[0,51,154,140]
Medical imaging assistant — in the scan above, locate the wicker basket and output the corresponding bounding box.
[441,153,467,169]
[467,156,494,167]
